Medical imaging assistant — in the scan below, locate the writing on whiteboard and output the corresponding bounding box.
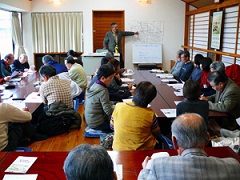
[132,44,162,64]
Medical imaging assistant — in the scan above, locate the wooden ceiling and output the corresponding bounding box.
[181,0,223,8]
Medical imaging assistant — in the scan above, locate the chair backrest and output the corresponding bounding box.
[225,64,240,87]
[96,49,108,53]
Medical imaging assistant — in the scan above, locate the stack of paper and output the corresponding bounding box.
[174,91,183,96]
[121,78,135,83]
[25,92,43,103]
[156,74,173,78]
[149,69,164,73]
[160,109,176,118]
[108,151,123,180]
[167,83,184,90]
[161,79,178,83]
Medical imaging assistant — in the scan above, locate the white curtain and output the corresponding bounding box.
[12,12,26,58]
[32,12,83,53]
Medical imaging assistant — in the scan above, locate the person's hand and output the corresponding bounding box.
[135,31,139,35]
[199,95,208,101]
[4,76,11,81]
[24,68,29,72]
[19,72,23,76]
[130,89,135,95]
[22,107,29,112]
[142,156,151,169]
[115,73,121,80]
[128,83,132,90]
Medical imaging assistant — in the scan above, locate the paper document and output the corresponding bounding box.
[9,78,21,82]
[161,79,178,83]
[174,101,181,105]
[25,92,42,103]
[156,74,173,78]
[161,109,176,118]
[108,151,123,180]
[174,91,183,96]
[121,78,135,83]
[5,156,37,173]
[146,152,170,169]
[149,69,164,73]
[167,83,184,90]
[3,174,38,180]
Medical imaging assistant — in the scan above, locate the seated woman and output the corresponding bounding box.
[189,54,204,81]
[107,59,133,102]
[200,57,215,96]
[176,79,209,126]
[84,64,115,132]
[111,81,161,150]
[67,49,83,66]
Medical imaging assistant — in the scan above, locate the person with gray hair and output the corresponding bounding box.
[11,54,30,72]
[63,144,116,180]
[171,50,184,79]
[42,54,67,74]
[138,113,240,180]
[210,61,225,73]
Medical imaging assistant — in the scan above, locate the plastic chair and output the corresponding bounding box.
[96,49,108,53]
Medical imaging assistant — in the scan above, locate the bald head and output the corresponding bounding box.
[19,54,28,64]
[172,113,209,149]
[4,53,14,65]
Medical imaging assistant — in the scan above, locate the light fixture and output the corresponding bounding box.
[139,0,150,4]
[52,0,61,3]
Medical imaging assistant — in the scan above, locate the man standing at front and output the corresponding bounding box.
[138,113,240,180]
[103,22,138,68]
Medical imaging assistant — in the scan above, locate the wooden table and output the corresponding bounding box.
[1,73,42,113]
[132,70,227,118]
[0,147,239,180]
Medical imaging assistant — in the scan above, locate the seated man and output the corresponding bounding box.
[1,53,15,77]
[171,50,184,79]
[39,65,73,109]
[0,62,11,84]
[138,113,240,180]
[64,144,116,180]
[38,65,81,132]
[210,61,225,73]
[42,55,67,74]
[0,95,32,151]
[11,54,30,72]
[178,50,194,82]
[200,71,240,129]
[84,64,115,132]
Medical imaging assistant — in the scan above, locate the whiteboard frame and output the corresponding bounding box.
[132,44,162,64]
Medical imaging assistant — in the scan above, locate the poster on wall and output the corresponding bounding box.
[211,11,223,49]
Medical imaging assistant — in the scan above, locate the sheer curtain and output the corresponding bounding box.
[32,12,83,53]
[12,12,26,58]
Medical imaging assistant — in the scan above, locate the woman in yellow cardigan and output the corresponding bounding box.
[110,81,161,150]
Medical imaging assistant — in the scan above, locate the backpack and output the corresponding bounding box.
[37,115,74,137]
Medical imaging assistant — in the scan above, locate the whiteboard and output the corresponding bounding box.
[132,44,162,64]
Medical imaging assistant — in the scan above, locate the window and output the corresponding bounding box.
[0,10,12,57]
[188,12,209,59]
